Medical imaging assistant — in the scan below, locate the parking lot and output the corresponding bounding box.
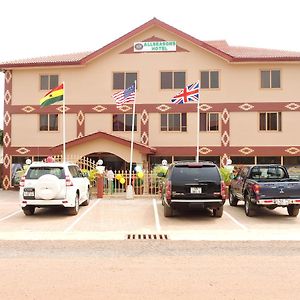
[1,190,300,241]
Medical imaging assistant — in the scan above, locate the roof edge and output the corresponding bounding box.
[2,18,300,68]
[50,131,156,154]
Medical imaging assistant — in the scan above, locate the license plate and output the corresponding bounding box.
[276,199,289,205]
[23,188,35,198]
[24,191,34,197]
[191,187,202,194]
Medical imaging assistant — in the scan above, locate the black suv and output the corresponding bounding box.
[161,161,226,217]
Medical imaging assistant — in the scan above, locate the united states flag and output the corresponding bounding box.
[171,82,199,104]
[112,84,136,107]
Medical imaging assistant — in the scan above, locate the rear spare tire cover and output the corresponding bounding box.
[35,174,61,200]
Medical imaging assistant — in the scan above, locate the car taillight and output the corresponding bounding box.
[252,183,260,200]
[166,180,172,202]
[65,175,73,186]
[19,176,25,187]
[221,181,227,200]
[252,183,260,194]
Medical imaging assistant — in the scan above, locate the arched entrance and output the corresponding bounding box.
[50,131,156,172]
[87,152,127,171]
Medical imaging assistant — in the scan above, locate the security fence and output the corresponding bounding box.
[103,170,163,196]
[49,155,163,196]
[53,155,97,171]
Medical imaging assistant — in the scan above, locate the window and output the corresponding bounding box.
[200,71,219,89]
[26,167,65,180]
[231,156,255,165]
[284,157,300,165]
[68,166,82,178]
[259,112,281,131]
[174,156,194,162]
[113,72,137,89]
[199,156,220,166]
[240,167,250,179]
[200,113,219,131]
[149,156,172,168]
[113,114,137,131]
[40,75,59,90]
[161,71,186,89]
[40,114,58,131]
[160,113,187,131]
[256,157,281,164]
[261,70,280,88]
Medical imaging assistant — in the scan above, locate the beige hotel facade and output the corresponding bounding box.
[1,18,300,189]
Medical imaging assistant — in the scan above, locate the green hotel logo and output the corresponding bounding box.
[134,41,177,52]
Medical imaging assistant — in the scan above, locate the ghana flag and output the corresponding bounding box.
[40,83,64,107]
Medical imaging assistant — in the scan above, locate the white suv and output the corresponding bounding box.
[19,162,90,216]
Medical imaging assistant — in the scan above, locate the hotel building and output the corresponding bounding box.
[1,18,300,189]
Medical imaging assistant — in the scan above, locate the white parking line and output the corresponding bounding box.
[152,198,161,232]
[224,211,248,231]
[64,199,100,233]
[0,210,22,222]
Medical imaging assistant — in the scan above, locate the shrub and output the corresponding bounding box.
[219,167,232,185]
[81,169,97,184]
[152,165,168,177]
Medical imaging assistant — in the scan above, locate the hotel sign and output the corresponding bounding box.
[134,41,176,52]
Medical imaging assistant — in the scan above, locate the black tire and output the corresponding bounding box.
[81,188,90,206]
[213,205,223,218]
[67,194,79,215]
[287,205,299,217]
[244,194,256,217]
[22,206,35,216]
[229,189,238,207]
[164,203,173,217]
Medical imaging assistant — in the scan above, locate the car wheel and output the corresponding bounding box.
[213,205,223,218]
[245,194,256,217]
[164,203,173,217]
[287,205,299,217]
[229,189,238,207]
[81,188,91,206]
[22,206,35,216]
[67,193,79,215]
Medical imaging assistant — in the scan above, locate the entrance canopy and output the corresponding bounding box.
[50,131,156,164]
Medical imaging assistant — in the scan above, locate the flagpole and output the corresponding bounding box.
[196,80,200,163]
[62,81,66,163]
[126,80,136,199]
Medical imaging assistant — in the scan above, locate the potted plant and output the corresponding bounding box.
[219,167,232,199]
[149,165,168,195]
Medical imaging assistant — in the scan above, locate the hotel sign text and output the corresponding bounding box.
[134,41,176,52]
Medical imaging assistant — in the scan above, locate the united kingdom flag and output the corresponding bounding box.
[171,82,199,104]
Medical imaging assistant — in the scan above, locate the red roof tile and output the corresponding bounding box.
[1,18,300,68]
[205,40,300,60]
[0,51,92,67]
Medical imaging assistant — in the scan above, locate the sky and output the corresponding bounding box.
[1,0,300,129]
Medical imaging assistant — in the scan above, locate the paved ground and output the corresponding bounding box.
[1,190,300,240]
[0,240,300,300]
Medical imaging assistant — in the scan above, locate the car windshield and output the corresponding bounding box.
[171,166,220,184]
[25,167,65,180]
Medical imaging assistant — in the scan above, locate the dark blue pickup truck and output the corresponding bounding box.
[229,165,300,217]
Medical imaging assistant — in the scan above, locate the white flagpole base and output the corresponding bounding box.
[126,185,134,199]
